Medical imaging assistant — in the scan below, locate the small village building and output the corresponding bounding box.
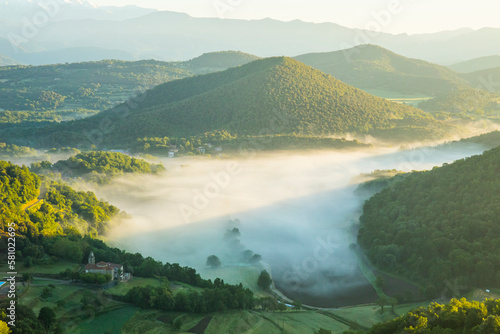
[85,251,130,281]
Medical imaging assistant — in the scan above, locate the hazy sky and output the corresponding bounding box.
[91,0,500,34]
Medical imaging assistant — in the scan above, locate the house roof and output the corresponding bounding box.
[85,261,123,271]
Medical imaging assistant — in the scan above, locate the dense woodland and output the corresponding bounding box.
[132,131,369,156]
[0,142,37,158]
[367,298,500,333]
[418,88,499,116]
[358,146,500,293]
[31,151,164,184]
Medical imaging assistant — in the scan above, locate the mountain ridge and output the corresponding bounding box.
[14,56,451,148]
[294,44,470,96]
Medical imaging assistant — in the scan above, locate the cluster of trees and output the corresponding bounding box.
[133,132,368,157]
[368,298,500,333]
[358,146,500,293]
[419,88,499,116]
[0,142,37,158]
[32,151,165,183]
[0,108,100,124]
[0,160,119,244]
[0,302,63,334]
[125,279,254,313]
[79,272,112,284]
[0,90,66,111]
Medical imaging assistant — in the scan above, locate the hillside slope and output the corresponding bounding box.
[358,145,500,291]
[295,45,470,96]
[184,51,261,72]
[22,57,452,147]
[462,66,500,92]
[450,55,500,73]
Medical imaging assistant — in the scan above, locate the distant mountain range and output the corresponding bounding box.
[0,0,156,22]
[0,54,19,66]
[0,2,499,65]
[449,55,500,73]
[295,45,469,96]
[13,57,450,148]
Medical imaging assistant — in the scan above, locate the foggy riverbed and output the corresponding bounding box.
[100,143,487,307]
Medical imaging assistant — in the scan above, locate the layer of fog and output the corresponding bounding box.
[84,141,488,306]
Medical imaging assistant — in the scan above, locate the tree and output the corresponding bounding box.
[375,276,386,290]
[0,321,11,334]
[38,307,56,332]
[376,298,387,314]
[41,287,53,299]
[314,329,332,334]
[257,270,272,290]
[292,300,302,310]
[388,297,398,313]
[206,255,221,269]
[22,273,33,285]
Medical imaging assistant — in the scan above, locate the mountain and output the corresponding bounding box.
[0,0,157,22]
[450,55,500,73]
[462,66,500,92]
[358,145,500,290]
[13,47,138,66]
[1,4,499,65]
[0,54,19,66]
[184,51,261,72]
[294,45,470,96]
[0,52,262,121]
[16,57,451,148]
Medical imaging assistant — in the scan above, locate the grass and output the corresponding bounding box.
[121,309,206,334]
[262,310,350,334]
[11,260,79,274]
[363,89,433,107]
[327,302,428,329]
[19,283,89,316]
[70,306,138,334]
[197,266,267,296]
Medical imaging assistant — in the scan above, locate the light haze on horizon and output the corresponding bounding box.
[90,0,500,35]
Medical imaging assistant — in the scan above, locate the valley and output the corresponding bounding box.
[1,2,500,333]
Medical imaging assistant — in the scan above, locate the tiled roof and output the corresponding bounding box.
[85,262,123,271]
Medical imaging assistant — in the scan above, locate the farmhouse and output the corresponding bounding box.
[85,251,130,281]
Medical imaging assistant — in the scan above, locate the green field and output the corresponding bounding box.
[13,264,442,333]
[197,266,265,295]
[71,306,138,334]
[10,261,78,274]
[363,89,433,107]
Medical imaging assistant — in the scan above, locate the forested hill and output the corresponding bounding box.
[462,66,500,92]
[184,51,261,71]
[0,161,119,240]
[368,298,500,333]
[30,151,165,184]
[22,56,451,148]
[449,55,500,73]
[294,44,470,96]
[358,146,500,294]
